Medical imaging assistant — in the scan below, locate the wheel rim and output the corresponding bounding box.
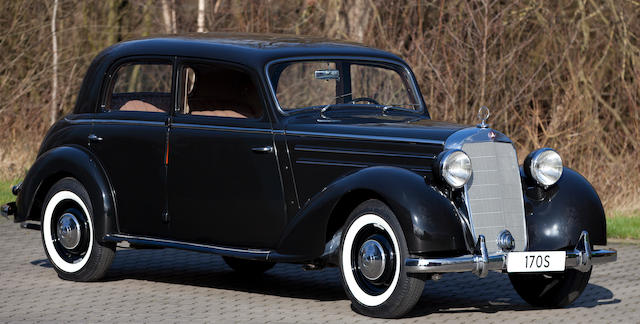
[357,239,386,281]
[352,232,396,295]
[43,191,93,273]
[342,213,401,307]
[56,212,82,250]
[50,206,89,263]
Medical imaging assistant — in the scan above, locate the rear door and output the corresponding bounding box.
[90,59,173,237]
[167,59,286,248]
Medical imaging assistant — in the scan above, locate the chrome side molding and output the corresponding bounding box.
[405,230,617,277]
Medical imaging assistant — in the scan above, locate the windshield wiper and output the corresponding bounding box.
[319,92,353,118]
[381,103,421,114]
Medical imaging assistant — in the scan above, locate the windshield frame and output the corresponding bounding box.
[264,56,428,117]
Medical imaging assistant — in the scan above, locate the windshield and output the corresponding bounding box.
[269,60,422,113]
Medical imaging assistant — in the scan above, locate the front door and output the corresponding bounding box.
[90,60,173,237]
[167,60,286,248]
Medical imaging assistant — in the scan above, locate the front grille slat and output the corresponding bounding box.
[462,142,527,254]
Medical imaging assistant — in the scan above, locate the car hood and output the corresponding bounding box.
[283,113,469,145]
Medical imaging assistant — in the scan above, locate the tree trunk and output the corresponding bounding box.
[50,0,59,125]
[325,0,372,42]
[161,0,177,33]
[346,0,372,42]
[197,0,206,32]
[106,0,118,45]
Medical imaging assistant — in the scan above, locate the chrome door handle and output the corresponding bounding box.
[88,134,103,142]
[251,146,273,154]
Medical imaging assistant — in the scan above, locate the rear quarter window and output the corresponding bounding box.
[107,63,173,113]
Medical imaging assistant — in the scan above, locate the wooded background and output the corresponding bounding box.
[0,0,638,212]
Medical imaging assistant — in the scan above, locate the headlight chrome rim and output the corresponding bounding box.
[526,148,563,187]
[437,150,473,189]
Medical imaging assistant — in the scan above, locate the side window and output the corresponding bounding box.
[107,63,172,113]
[275,61,337,110]
[179,63,263,119]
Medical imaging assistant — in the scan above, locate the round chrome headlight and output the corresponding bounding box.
[437,150,472,188]
[525,148,563,187]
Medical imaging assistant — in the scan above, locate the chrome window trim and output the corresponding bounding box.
[264,56,426,116]
[67,118,166,127]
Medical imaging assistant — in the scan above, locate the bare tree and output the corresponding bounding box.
[161,0,177,33]
[0,0,638,210]
[197,0,206,32]
[50,0,59,125]
[325,0,372,42]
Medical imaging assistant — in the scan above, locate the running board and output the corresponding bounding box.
[104,234,272,261]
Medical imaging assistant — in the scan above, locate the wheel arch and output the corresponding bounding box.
[27,170,75,222]
[17,145,117,243]
[324,188,386,242]
[275,166,470,259]
[523,167,607,250]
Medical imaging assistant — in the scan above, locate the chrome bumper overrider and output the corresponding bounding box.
[405,231,617,278]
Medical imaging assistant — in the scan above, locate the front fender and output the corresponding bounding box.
[275,166,469,258]
[523,167,607,251]
[16,145,116,243]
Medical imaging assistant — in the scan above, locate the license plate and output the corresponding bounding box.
[507,251,566,273]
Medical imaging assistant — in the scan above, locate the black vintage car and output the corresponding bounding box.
[2,34,616,318]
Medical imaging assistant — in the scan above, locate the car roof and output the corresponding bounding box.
[99,33,405,68]
[74,33,411,114]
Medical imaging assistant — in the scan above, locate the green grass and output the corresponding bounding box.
[607,210,640,240]
[0,179,20,204]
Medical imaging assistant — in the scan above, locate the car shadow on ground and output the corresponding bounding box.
[31,247,620,315]
[405,271,620,318]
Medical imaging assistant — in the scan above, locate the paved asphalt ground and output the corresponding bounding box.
[0,218,637,323]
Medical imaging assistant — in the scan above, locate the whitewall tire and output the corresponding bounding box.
[339,199,425,318]
[41,178,115,281]
[43,190,94,273]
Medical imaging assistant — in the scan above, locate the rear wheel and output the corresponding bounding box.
[509,267,592,307]
[222,256,275,274]
[339,199,424,318]
[41,177,115,281]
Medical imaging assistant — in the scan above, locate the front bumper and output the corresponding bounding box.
[405,231,616,278]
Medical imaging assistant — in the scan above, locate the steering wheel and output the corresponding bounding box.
[348,97,380,105]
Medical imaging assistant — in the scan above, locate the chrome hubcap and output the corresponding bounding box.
[357,239,386,281]
[56,213,81,250]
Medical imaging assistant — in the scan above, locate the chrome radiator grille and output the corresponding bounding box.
[462,142,527,254]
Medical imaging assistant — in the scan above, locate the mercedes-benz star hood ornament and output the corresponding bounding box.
[477,106,490,128]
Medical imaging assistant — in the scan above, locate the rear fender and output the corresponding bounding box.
[275,166,469,258]
[17,146,116,243]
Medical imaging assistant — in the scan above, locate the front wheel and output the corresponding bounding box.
[509,268,592,307]
[41,177,115,281]
[339,199,424,318]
